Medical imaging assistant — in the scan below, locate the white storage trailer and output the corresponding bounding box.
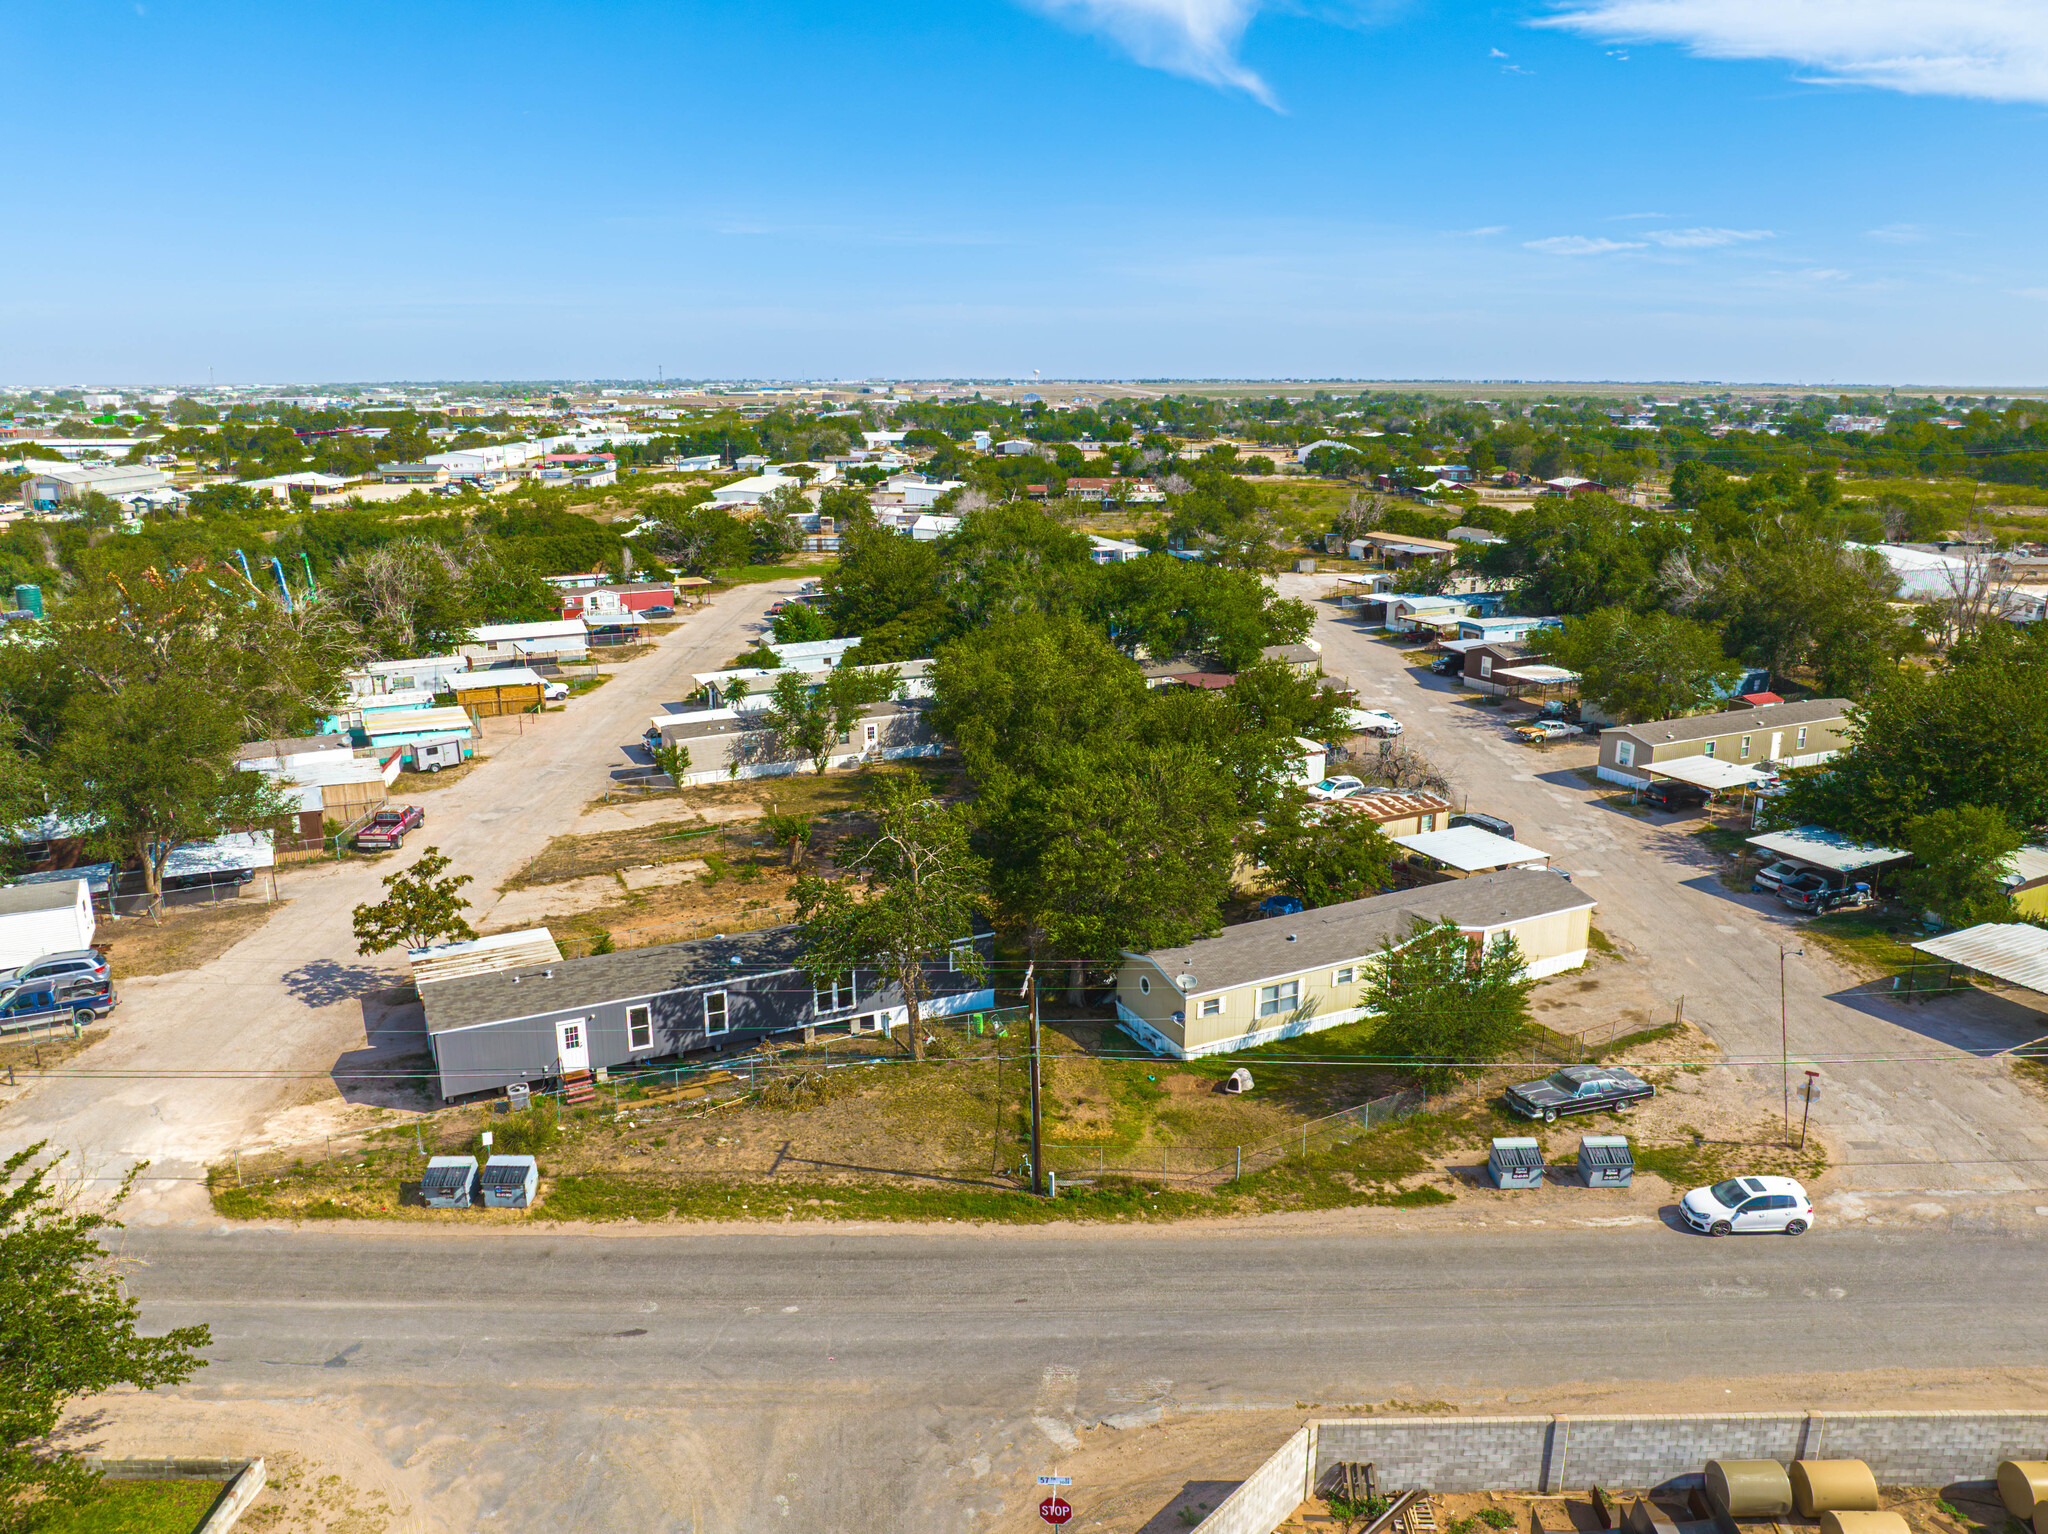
[0,880,95,971]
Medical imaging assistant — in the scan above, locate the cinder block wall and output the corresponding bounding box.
[1196,1412,2048,1534]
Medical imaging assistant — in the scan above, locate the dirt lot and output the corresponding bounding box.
[102,899,284,981]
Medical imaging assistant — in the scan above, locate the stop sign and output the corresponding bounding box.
[1040,1494,1073,1525]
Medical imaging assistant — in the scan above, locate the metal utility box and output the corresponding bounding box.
[419,1155,477,1208]
[479,1154,539,1208]
[1578,1134,1633,1187]
[1489,1136,1544,1190]
[505,1081,530,1110]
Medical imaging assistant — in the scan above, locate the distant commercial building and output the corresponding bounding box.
[22,464,171,511]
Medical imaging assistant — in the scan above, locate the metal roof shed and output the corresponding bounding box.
[479,1154,539,1208]
[1744,826,1910,874]
[419,1156,477,1209]
[1489,664,1580,686]
[1393,826,1551,874]
[1911,924,2048,995]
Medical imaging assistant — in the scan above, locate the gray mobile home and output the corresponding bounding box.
[421,920,995,1100]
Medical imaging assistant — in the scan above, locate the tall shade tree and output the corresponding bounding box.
[352,847,477,954]
[1896,806,2024,928]
[0,1145,213,1526]
[791,776,987,1063]
[761,664,900,776]
[1532,607,1738,721]
[1249,794,1398,908]
[1361,920,1536,1090]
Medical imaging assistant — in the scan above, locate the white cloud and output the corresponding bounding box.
[1524,235,1647,254]
[1607,211,1673,220]
[1021,0,1280,106]
[1489,46,1509,56]
[1535,1,2048,104]
[1866,223,1929,242]
[1642,226,1774,247]
[1451,225,1509,236]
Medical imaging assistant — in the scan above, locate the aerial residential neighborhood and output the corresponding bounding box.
[7,2,2048,1532]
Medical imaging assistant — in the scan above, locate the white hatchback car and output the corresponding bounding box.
[1680,1175,1813,1236]
[1306,775,1366,801]
[1342,708,1403,738]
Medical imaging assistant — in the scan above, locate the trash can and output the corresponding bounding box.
[1489,1137,1544,1189]
[479,1154,539,1208]
[419,1155,477,1209]
[1577,1135,1633,1187]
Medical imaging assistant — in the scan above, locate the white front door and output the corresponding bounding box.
[1770,731,1783,760]
[556,1017,590,1073]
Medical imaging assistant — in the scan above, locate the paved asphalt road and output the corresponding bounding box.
[113,1219,2048,1531]
[1288,576,2048,1194]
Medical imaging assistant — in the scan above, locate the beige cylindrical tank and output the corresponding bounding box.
[1998,1462,2048,1519]
[1792,1461,1881,1518]
[1706,1460,1793,1517]
[1820,1513,1907,1534]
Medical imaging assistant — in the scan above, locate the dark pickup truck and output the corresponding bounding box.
[355,804,425,851]
[1504,1064,1654,1122]
[0,976,118,1032]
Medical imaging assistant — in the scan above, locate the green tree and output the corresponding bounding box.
[762,664,900,775]
[1702,537,1901,694]
[1361,919,1536,1089]
[0,1144,213,1530]
[770,602,832,644]
[1897,806,2024,927]
[822,520,946,638]
[1250,793,1398,907]
[750,486,808,563]
[649,741,691,786]
[760,803,814,868]
[1774,624,2048,842]
[1532,608,1738,721]
[352,846,477,953]
[46,679,297,913]
[640,504,751,576]
[791,776,986,1061]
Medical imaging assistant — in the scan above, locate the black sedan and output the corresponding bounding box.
[1504,1064,1654,1122]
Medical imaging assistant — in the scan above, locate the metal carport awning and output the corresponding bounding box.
[1650,757,1771,791]
[1745,825,1910,873]
[1911,924,2048,995]
[1490,665,1578,685]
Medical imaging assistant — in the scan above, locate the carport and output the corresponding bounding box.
[1649,757,1769,793]
[1745,825,1910,889]
[1910,924,2048,995]
[1393,826,1553,878]
[1488,663,1579,699]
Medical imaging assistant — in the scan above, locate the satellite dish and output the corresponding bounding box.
[1176,974,1196,992]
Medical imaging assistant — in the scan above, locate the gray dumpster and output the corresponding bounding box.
[1489,1136,1544,1190]
[1578,1134,1633,1187]
[420,1155,477,1209]
[479,1154,539,1208]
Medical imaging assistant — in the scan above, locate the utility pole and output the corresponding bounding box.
[1024,962,1045,1196]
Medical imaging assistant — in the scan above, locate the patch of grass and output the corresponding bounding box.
[1591,1022,1682,1061]
[103,900,280,981]
[1692,824,1750,855]
[31,1478,226,1533]
[1803,909,1929,974]
[535,1172,1227,1224]
[1585,921,1620,958]
[0,1026,109,1073]
[1630,1126,1827,1189]
[710,560,834,586]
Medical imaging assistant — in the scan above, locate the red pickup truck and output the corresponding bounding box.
[354,804,425,851]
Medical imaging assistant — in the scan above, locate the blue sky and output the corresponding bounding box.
[6,0,2048,384]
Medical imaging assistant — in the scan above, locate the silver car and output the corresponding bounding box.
[0,948,109,990]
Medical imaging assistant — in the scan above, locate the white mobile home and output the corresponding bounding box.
[0,879,95,969]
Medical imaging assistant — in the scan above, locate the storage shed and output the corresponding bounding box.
[419,1156,477,1208]
[0,879,95,971]
[479,1155,539,1208]
[1577,1134,1633,1187]
[1489,1137,1544,1189]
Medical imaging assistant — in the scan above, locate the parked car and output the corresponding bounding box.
[1306,775,1366,801]
[355,804,426,851]
[1752,859,1803,894]
[1680,1175,1813,1236]
[1536,699,1581,723]
[641,605,675,618]
[1639,779,1711,812]
[1782,879,1871,915]
[1514,720,1584,743]
[1775,869,1832,906]
[0,975,117,1032]
[0,948,110,991]
[1258,894,1305,918]
[1431,654,1465,676]
[1342,708,1403,738]
[543,681,570,701]
[1450,811,1516,840]
[1504,1064,1655,1122]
